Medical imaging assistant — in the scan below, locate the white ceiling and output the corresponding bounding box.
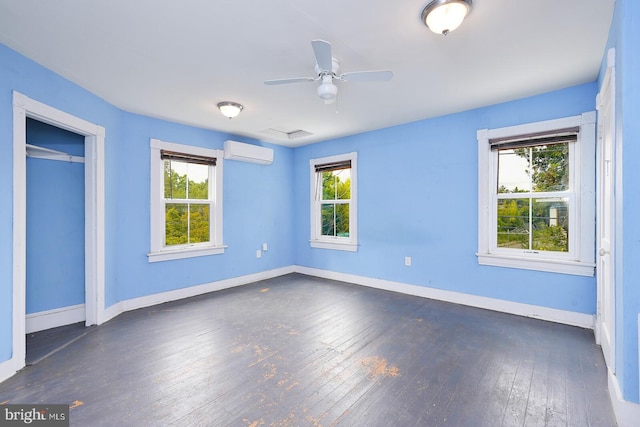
[0,0,614,147]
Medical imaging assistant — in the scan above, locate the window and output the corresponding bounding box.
[477,113,595,276]
[148,139,224,262]
[310,152,358,251]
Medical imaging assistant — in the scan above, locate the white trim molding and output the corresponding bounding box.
[0,356,24,384]
[608,370,640,427]
[101,266,295,324]
[309,152,358,252]
[26,304,86,334]
[477,112,596,276]
[595,47,617,372]
[10,91,106,382]
[0,263,609,391]
[148,138,225,262]
[294,266,594,329]
[476,253,595,276]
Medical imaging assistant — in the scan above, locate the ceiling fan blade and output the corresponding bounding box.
[311,39,333,72]
[264,77,316,85]
[340,70,394,82]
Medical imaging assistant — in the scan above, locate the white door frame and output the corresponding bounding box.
[595,48,616,372]
[12,91,105,368]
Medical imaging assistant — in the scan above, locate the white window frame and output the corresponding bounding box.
[310,152,358,252]
[148,138,225,262]
[477,112,596,276]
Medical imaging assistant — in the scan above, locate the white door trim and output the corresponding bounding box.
[12,91,105,370]
[595,48,616,372]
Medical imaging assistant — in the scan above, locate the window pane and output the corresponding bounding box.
[335,203,350,237]
[165,203,188,246]
[164,160,187,199]
[321,203,350,237]
[335,169,351,200]
[497,143,569,194]
[322,169,351,200]
[189,204,210,243]
[187,163,208,200]
[497,198,529,249]
[531,143,569,192]
[497,149,531,193]
[532,198,568,252]
[497,197,569,252]
[321,172,336,200]
[321,204,335,236]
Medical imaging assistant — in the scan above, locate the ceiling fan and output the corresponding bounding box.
[264,39,393,104]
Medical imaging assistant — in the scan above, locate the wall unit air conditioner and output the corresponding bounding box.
[224,140,274,165]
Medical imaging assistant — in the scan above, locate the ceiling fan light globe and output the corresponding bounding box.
[422,0,471,35]
[317,82,338,100]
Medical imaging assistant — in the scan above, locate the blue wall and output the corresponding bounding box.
[112,113,295,304]
[0,43,295,364]
[26,119,86,314]
[620,0,640,403]
[602,0,640,404]
[294,83,598,314]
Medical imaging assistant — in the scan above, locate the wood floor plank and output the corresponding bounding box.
[0,274,616,426]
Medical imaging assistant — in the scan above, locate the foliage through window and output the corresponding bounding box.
[320,166,351,237]
[163,154,211,246]
[310,153,358,251]
[496,142,570,252]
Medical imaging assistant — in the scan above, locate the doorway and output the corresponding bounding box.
[11,92,105,371]
[25,118,88,363]
[596,48,616,372]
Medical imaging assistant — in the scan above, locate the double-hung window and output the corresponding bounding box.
[148,139,224,262]
[477,113,595,276]
[310,152,358,251]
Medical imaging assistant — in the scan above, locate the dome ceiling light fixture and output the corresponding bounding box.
[421,0,473,36]
[217,101,244,119]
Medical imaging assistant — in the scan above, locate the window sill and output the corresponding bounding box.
[477,253,595,276]
[310,240,358,252]
[148,245,226,263]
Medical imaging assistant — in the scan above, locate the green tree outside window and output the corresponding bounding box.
[164,160,211,246]
[497,143,569,252]
[321,169,350,237]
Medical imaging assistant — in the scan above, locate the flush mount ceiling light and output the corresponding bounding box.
[421,0,473,36]
[217,101,244,119]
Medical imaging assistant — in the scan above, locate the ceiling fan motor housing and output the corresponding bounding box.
[317,79,338,100]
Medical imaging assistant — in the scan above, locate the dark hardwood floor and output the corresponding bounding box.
[0,274,616,426]
[26,322,96,366]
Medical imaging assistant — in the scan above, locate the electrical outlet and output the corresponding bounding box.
[256,250,262,259]
[405,256,412,267]
[262,243,268,252]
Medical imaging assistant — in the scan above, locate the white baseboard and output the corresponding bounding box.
[102,264,593,330]
[25,304,86,334]
[102,266,295,324]
[4,262,637,423]
[0,355,23,384]
[294,266,595,329]
[608,370,640,427]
